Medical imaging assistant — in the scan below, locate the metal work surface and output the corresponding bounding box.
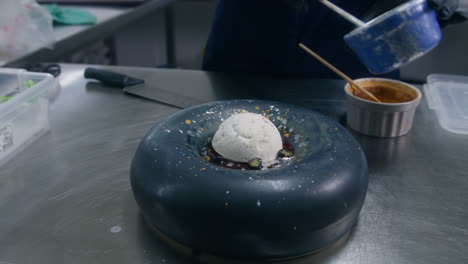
[2,0,175,67]
[0,64,467,264]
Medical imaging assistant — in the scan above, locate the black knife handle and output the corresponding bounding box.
[84,68,128,88]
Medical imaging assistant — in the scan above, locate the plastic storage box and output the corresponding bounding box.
[0,68,54,166]
[424,74,468,135]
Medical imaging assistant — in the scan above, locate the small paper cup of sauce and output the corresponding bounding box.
[344,78,422,137]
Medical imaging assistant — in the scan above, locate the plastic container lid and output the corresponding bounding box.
[424,74,468,134]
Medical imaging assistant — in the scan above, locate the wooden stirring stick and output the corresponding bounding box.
[298,43,382,103]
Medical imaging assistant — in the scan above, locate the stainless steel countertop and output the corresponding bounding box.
[0,64,467,264]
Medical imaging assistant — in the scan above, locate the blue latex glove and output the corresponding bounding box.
[427,0,468,26]
[43,4,97,25]
[362,0,468,26]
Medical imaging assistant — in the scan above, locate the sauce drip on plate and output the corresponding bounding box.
[201,141,295,170]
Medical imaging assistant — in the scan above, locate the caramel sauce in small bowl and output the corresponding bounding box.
[344,78,422,137]
[346,79,419,104]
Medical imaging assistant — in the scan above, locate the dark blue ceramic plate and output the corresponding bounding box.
[131,100,368,260]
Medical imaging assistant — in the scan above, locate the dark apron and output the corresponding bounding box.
[202,0,400,79]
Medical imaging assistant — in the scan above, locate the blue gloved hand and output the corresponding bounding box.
[427,0,468,26]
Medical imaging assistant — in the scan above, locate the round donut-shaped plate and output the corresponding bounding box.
[131,100,368,260]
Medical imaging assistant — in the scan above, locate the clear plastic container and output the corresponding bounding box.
[424,74,468,134]
[0,68,54,166]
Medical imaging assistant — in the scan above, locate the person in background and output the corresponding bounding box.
[203,0,467,79]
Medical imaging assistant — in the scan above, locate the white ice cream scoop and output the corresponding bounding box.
[212,112,283,166]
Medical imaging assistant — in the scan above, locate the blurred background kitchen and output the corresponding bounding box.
[1,0,467,82]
